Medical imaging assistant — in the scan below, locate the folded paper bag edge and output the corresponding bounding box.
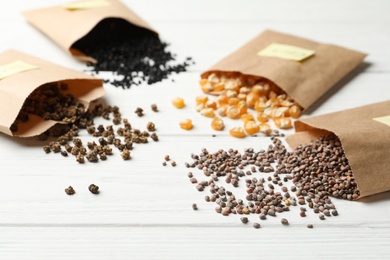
[200,29,367,110]
[0,49,105,137]
[22,0,157,61]
[286,101,390,199]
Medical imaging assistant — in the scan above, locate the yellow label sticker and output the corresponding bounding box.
[258,43,315,61]
[64,0,110,11]
[373,115,390,127]
[0,61,38,80]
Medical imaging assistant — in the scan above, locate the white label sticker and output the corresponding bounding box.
[373,115,390,127]
[0,61,38,80]
[258,43,315,61]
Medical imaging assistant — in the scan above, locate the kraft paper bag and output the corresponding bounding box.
[286,100,390,198]
[23,0,157,63]
[0,49,105,137]
[201,29,367,110]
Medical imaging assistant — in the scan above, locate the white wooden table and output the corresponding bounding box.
[1,0,389,259]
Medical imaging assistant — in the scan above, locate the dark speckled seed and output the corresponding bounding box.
[80,23,193,88]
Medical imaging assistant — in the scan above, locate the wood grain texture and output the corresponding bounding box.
[0,0,389,259]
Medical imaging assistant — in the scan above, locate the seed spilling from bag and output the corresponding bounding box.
[81,25,194,88]
[184,134,359,228]
[11,82,85,133]
[196,72,301,137]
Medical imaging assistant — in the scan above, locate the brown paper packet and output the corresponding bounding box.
[201,29,367,110]
[286,100,390,199]
[0,49,105,137]
[22,0,157,62]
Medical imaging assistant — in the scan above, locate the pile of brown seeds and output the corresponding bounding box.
[11,82,85,133]
[41,103,159,163]
[185,134,359,228]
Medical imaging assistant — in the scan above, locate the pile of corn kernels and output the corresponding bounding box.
[194,72,302,137]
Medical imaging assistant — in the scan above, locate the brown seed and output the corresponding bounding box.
[307,224,314,229]
[43,146,51,153]
[88,184,99,194]
[171,161,177,167]
[253,222,261,229]
[281,218,289,225]
[192,203,198,210]
[146,122,156,132]
[164,155,170,161]
[240,217,249,224]
[121,149,131,160]
[65,186,75,195]
[151,104,158,112]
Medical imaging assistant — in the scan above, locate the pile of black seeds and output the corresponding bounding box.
[41,103,159,163]
[78,22,194,88]
[11,82,85,133]
[185,134,358,228]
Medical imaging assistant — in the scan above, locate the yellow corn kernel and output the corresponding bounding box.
[216,94,228,105]
[207,73,219,83]
[274,117,293,129]
[288,105,301,118]
[268,91,278,99]
[216,104,228,117]
[205,100,217,110]
[172,97,185,108]
[199,78,208,87]
[212,82,225,93]
[277,94,287,101]
[180,119,193,130]
[226,106,241,119]
[257,112,269,123]
[228,97,240,106]
[237,93,247,101]
[226,90,237,98]
[201,82,213,93]
[252,82,270,96]
[225,79,240,91]
[280,100,293,107]
[254,100,270,112]
[195,95,208,105]
[259,123,272,135]
[266,97,280,108]
[246,92,259,108]
[239,87,251,95]
[236,101,248,115]
[241,113,255,122]
[211,117,225,131]
[229,126,246,138]
[244,120,260,135]
[267,107,289,119]
[195,103,205,112]
[200,108,215,118]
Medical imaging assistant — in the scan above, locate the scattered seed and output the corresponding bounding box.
[253,222,261,229]
[65,186,75,195]
[192,203,198,210]
[151,104,158,112]
[307,224,314,229]
[88,184,99,194]
[281,218,289,225]
[240,217,249,224]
